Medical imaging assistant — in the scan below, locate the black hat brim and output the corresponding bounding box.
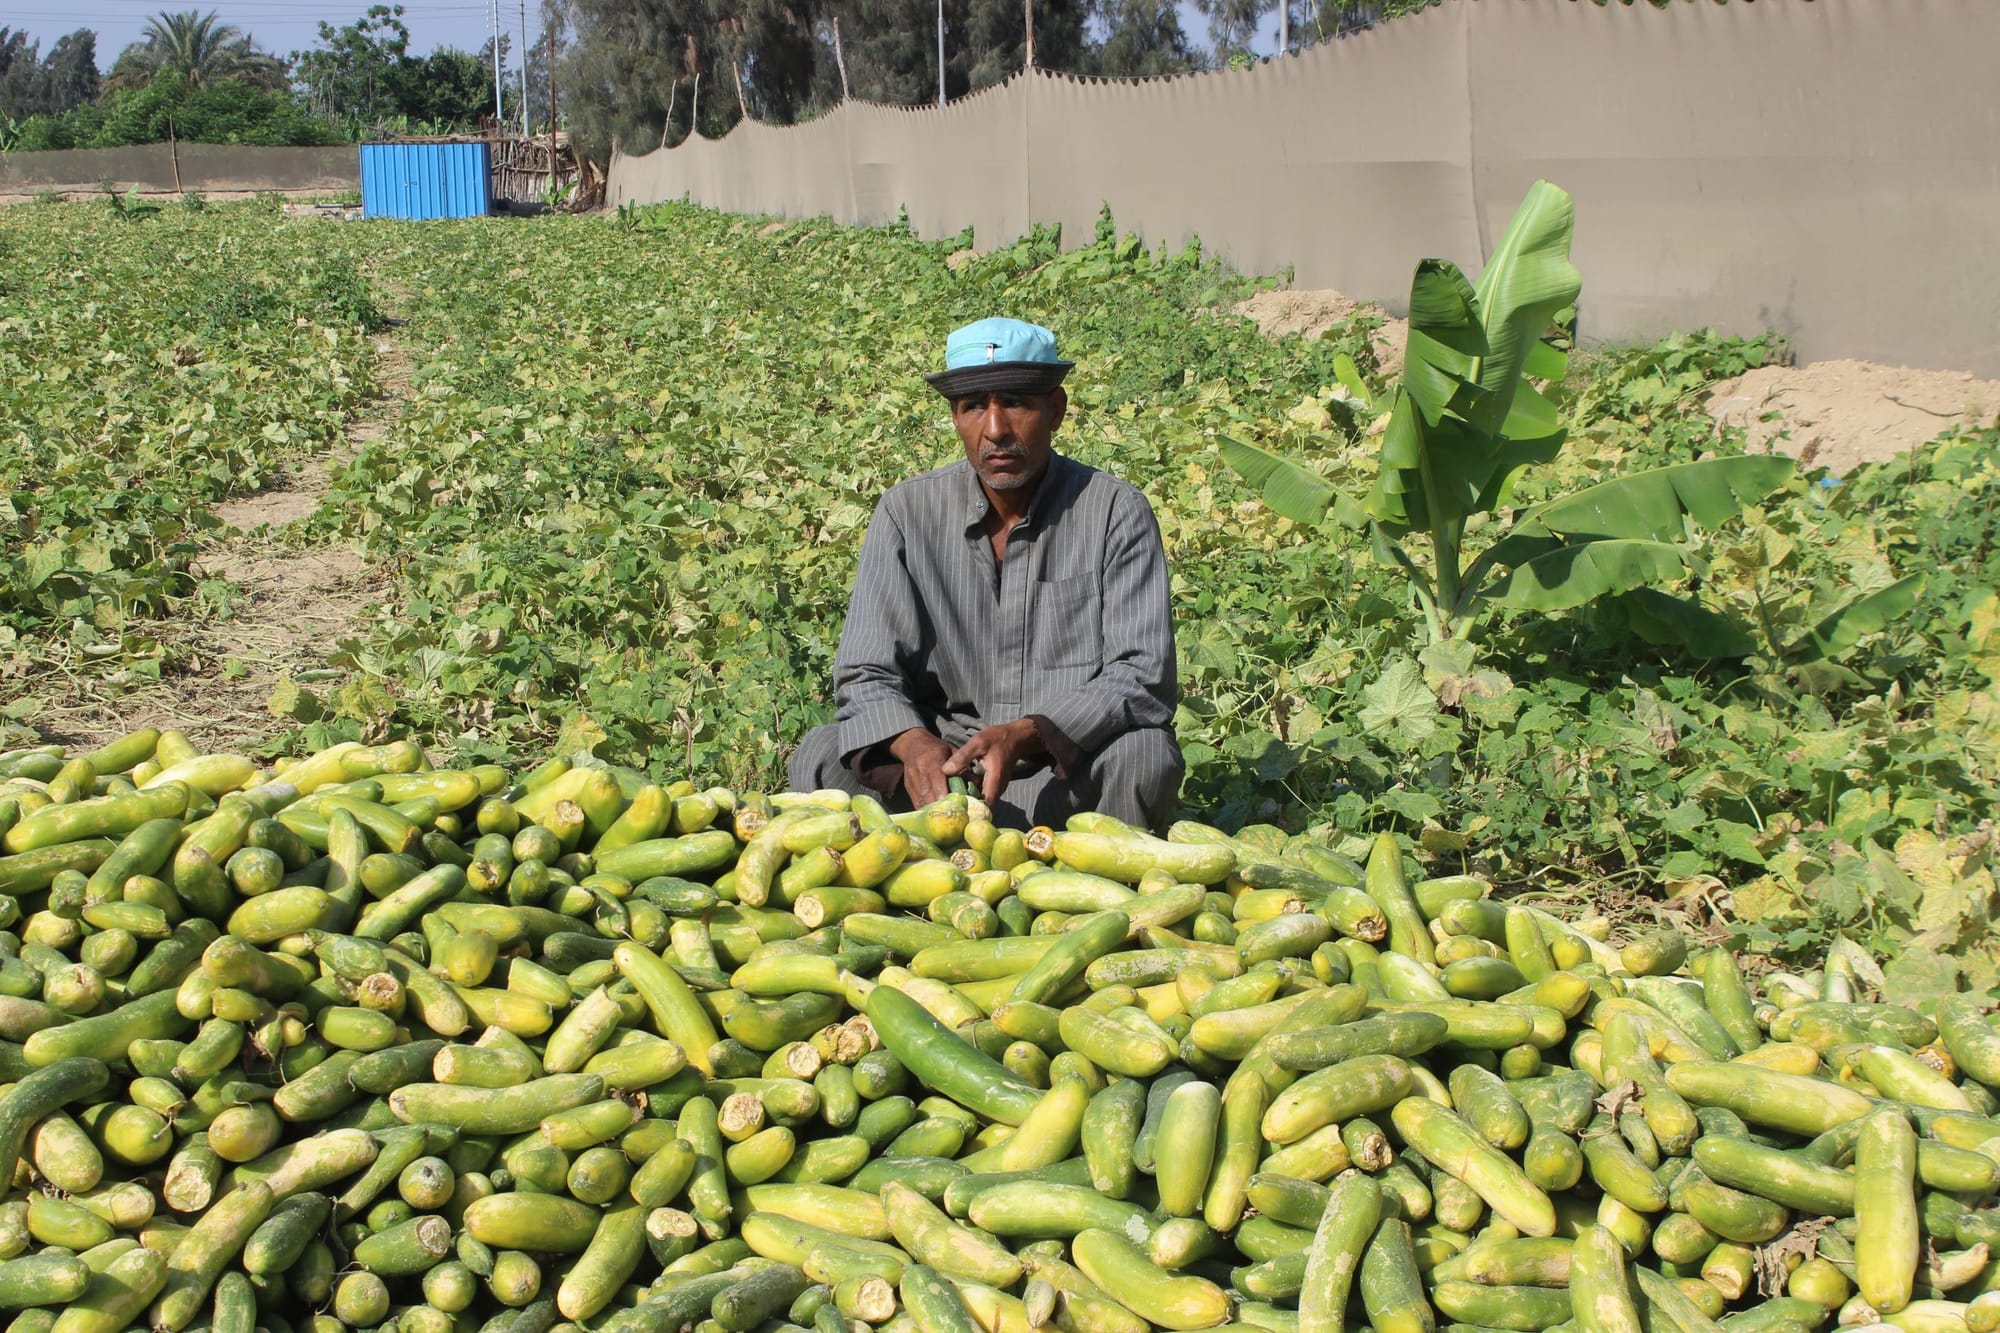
[925,361,1073,399]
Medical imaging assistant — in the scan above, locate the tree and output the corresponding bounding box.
[293,5,409,124]
[39,30,100,115]
[13,67,341,149]
[1191,0,1268,62]
[554,0,691,159]
[833,0,1089,105]
[108,11,288,92]
[2,27,101,120]
[1280,0,1441,51]
[836,0,940,105]
[1091,0,1201,77]
[555,0,835,157]
[957,0,1088,89]
[389,49,493,129]
[0,29,37,120]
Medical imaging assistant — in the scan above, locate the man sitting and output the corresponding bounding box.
[788,317,1183,830]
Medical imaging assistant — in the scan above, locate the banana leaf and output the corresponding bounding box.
[1615,589,1758,658]
[1218,435,1336,526]
[1487,539,1691,612]
[1520,456,1796,543]
[1367,183,1581,535]
[1464,181,1581,441]
[1786,574,1925,664]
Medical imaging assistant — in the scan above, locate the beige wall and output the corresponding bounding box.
[0,145,358,195]
[610,0,2000,377]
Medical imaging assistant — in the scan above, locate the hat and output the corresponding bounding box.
[924,318,1074,398]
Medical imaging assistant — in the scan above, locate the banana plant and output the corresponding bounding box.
[1225,180,1795,645]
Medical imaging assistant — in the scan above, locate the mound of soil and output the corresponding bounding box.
[1706,360,2000,476]
[1232,289,1408,378]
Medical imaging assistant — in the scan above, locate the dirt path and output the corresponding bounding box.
[31,304,416,753]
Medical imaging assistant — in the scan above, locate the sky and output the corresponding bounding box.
[4,0,1284,85]
[5,0,555,67]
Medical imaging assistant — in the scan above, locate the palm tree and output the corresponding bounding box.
[107,10,289,91]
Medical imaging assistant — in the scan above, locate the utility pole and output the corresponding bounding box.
[489,0,503,124]
[936,0,945,107]
[547,7,557,156]
[518,0,530,135]
[1024,0,1034,69]
[1279,0,1289,56]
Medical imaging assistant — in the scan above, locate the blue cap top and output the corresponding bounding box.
[943,318,1065,370]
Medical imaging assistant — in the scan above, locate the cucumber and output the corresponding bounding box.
[594,832,738,882]
[1073,1228,1231,1330]
[4,784,191,854]
[864,985,1040,1126]
[964,1181,1148,1239]
[390,1074,605,1136]
[0,1057,110,1180]
[463,1194,602,1253]
[51,1246,167,1333]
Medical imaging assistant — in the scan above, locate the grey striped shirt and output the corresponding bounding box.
[833,452,1177,761]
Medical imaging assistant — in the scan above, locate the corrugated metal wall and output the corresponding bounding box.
[359,143,492,220]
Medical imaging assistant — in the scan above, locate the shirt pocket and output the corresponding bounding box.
[1033,574,1101,670]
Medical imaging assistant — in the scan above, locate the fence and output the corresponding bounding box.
[0,135,602,212]
[608,0,2000,378]
[0,144,358,197]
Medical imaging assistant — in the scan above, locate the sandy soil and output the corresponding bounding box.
[1233,288,1997,475]
[1232,288,1409,378]
[1706,360,2000,475]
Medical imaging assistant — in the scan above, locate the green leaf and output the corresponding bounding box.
[1614,589,1758,658]
[1399,260,1485,426]
[1418,638,1512,706]
[1332,352,1376,413]
[1882,951,1965,1010]
[1463,180,1584,440]
[1786,574,1925,664]
[1379,787,1445,825]
[1358,656,1438,751]
[1487,539,1691,612]
[1364,184,1578,548]
[1711,820,1769,867]
[1521,338,1569,382]
[1218,435,1336,526]
[266,677,323,722]
[1522,456,1796,543]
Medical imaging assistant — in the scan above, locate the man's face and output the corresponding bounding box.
[952,387,1067,494]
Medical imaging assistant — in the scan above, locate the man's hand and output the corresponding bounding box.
[889,728,956,808]
[943,718,1044,808]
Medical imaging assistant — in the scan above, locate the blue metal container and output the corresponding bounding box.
[359,142,492,220]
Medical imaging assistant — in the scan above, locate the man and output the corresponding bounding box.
[788,317,1183,830]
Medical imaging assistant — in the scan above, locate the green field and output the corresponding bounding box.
[4,197,1996,984]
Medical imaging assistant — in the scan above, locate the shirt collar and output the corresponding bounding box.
[961,453,1072,529]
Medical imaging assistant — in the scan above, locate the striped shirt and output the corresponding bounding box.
[833,452,1177,762]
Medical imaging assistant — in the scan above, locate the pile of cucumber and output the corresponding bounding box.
[3,729,2000,1333]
